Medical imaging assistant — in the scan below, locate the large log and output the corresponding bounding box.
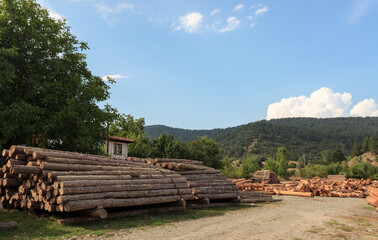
[2,149,9,158]
[192,188,238,194]
[189,180,236,187]
[194,193,239,200]
[10,165,41,175]
[64,195,182,211]
[276,190,313,197]
[59,178,188,188]
[2,178,19,187]
[366,196,378,207]
[60,183,189,195]
[57,206,186,224]
[40,162,156,172]
[6,159,26,167]
[56,188,192,204]
[0,221,17,231]
[47,170,164,179]
[184,175,227,180]
[187,202,238,209]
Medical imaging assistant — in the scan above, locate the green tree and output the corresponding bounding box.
[149,134,185,159]
[0,0,116,153]
[242,155,260,178]
[108,114,152,157]
[361,137,369,153]
[187,136,222,169]
[330,149,346,163]
[321,150,332,163]
[264,157,279,173]
[368,135,377,153]
[351,142,362,157]
[276,146,289,178]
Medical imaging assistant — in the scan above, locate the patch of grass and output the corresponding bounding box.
[338,224,354,232]
[325,220,340,226]
[0,205,252,240]
[293,238,303,240]
[363,206,376,211]
[307,227,325,234]
[354,218,373,226]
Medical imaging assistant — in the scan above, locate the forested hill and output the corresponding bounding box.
[144,125,239,142]
[145,117,378,161]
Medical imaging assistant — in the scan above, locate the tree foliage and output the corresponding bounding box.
[0,0,116,153]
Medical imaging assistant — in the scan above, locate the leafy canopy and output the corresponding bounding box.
[0,0,116,153]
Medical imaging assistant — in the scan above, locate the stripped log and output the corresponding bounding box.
[60,183,189,195]
[64,195,183,211]
[56,188,192,204]
[0,221,17,231]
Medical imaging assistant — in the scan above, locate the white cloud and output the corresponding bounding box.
[250,22,256,28]
[349,0,377,23]
[233,4,244,11]
[266,87,353,120]
[219,17,240,33]
[255,5,268,17]
[172,12,203,33]
[210,9,221,16]
[102,74,127,81]
[350,98,378,117]
[95,2,134,25]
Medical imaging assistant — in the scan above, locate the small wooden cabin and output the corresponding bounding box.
[105,135,135,158]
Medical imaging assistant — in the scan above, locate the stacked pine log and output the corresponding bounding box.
[142,158,239,203]
[0,146,193,219]
[232,177,378,198]
[366,186,378,211]
[251,170,280,184]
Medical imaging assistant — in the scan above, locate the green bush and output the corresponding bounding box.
[347,162,378,179]
[242,155,261,178]
[299,164,327,178]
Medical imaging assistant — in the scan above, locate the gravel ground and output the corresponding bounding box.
[99,196,377,240]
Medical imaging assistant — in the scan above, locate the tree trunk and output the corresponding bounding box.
[64,195,182,211]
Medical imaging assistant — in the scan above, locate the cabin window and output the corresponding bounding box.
[114,143,122,155]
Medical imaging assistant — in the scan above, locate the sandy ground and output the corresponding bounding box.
[101,196,378,240]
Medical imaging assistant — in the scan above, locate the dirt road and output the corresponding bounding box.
[104,196,378,240]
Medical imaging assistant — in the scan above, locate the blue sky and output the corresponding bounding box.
[39,0,378,129]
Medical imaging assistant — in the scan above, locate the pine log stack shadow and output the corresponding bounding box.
[0,146,195,223]
[232,177,378,198]
[140,158,239,206]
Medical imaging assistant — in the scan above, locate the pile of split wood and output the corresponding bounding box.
[143,158,239,206]
[232,177,378,198]
[1,146,193,221]
[252,170,280,184]
[366,186,378,211]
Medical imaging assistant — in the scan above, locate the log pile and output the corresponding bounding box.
[142,158,239,203]
[366,186,378,211]
[238,191,281,203]
[251,170,280,184]
[0,146,193,219]
[232,177,378,198]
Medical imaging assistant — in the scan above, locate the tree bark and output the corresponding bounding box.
[64,195,182,211]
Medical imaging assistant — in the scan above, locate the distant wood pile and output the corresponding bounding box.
[232,177,378,202]
[252,170,280,184]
